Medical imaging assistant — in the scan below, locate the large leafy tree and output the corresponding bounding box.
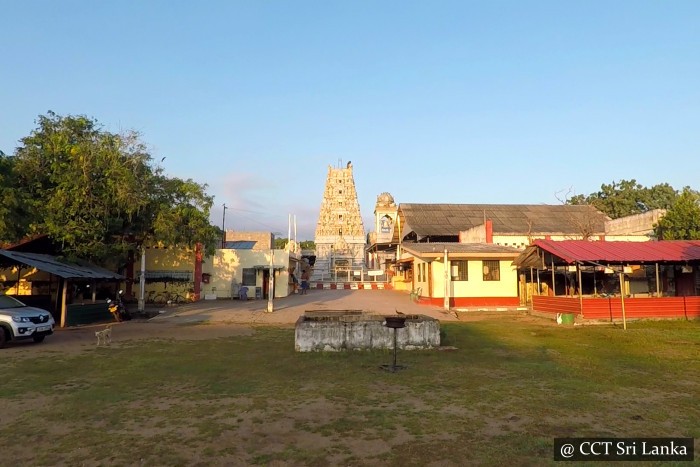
[0,151,29,244]
[7,111,219,263]
[654,188,700,240]
[300,240,315,250]
[568,179,678,219]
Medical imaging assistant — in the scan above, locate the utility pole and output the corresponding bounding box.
[267,249,274,313]
[221,203,228,248]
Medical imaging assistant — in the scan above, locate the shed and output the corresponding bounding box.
[0,250,123,327]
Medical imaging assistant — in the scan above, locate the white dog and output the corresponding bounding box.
[95,325,112,346]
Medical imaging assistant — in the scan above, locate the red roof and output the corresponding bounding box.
[532,239,700,264]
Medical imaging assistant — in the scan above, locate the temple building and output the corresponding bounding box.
[366,192,399,271]
[312,162,366,280]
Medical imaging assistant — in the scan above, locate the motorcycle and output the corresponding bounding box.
[107,290,132,322]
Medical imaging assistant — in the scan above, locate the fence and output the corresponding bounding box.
[532,295,700,320]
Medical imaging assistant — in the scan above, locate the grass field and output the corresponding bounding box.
[1,319,698,466]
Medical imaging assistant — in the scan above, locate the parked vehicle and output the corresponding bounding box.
[0,294,55,348]
[107,290,131,322]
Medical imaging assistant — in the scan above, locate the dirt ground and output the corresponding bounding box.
[2,289,537,356]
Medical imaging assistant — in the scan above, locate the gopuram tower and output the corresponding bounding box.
[312,161,366,280]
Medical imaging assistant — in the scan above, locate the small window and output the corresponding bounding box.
[242,268,256,286]
[483,260,500,281]
[451,260,468,281]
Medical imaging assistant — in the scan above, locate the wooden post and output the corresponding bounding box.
[443,248,449,310]
[655,263,661,297]
[551,260,556,296]
[577,263,584,317]
[619,271,627,330]
[60,278,69,328]
[593,268,597,296]
[16,265,21,294]
[91,280,97,303]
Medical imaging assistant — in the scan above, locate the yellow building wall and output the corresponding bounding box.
[131,246,196,301]
[429,259,517,298]
[202,249,293,299]
[130,246,298,301]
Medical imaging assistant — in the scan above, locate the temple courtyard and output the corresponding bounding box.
[2,290,698,465]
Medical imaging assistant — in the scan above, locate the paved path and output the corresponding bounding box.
[152,288,462,325]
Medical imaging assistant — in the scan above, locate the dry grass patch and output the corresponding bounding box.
[1,320,698,465]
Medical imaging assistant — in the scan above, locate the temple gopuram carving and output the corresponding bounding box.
[312,161,366,280]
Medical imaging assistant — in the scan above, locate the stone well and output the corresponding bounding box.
[294,310,441,352]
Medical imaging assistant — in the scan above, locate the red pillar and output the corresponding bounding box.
[193,243,203,301]
[485,219,493,244]
[125,249,134,299]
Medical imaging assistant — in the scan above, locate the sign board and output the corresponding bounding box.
[367,270,384,276]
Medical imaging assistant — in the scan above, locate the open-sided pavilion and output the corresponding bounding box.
[515,240,700,321]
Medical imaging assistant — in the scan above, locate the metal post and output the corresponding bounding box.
[138,246,146,312]
[619,271,627,330]
[392,328,398,369]
[221,203,228,248]
[266,249,274,313]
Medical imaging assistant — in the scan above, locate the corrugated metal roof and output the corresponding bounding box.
[402,242,522,258]
[223,240,257,249]
[400,204,609,238]
[530,240,700,264]
[0,250,124,280]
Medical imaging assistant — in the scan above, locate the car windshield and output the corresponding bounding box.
[0,295,27,309]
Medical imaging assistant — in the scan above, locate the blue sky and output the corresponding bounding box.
[2,1,699,240]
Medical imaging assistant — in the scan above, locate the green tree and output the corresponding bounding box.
[274,237,289,249]
[0,151,28,244]
[654,188,700,240]
[146,174,220,256]
[10,112,219,262]
[300,240,315,250]
[568,179,678,219]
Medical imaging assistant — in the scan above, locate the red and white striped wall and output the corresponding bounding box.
[311,282,393,290]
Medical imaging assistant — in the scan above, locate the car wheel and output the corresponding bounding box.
[0,328,8,349]
[33,334,46,343]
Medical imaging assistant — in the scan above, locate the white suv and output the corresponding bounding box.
[0,294,55,348]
